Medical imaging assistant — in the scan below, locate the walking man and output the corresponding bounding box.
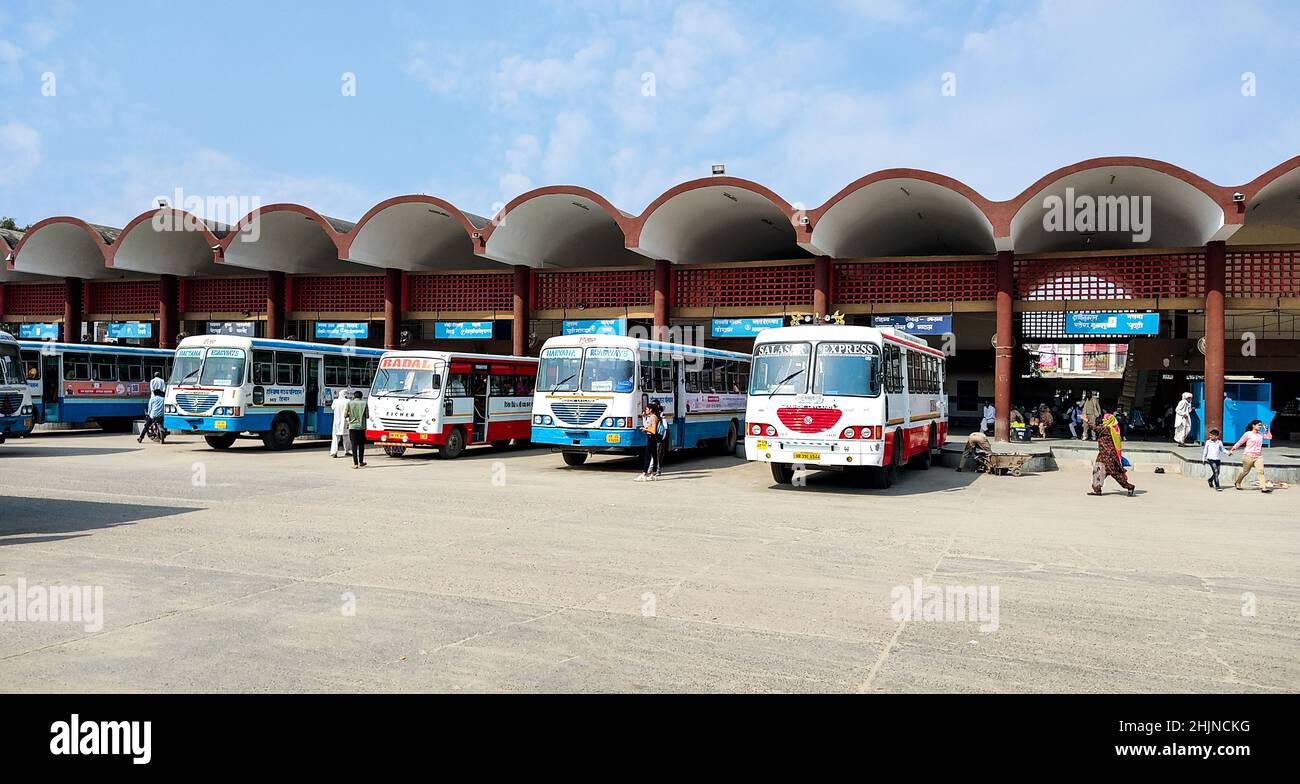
[1229,419,1273,493]
[1174,391,1194,447]
[346,390,368,469]
[329,388,351,458]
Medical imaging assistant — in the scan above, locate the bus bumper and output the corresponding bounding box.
[531,425,643,453]
[367,429,442,447]
[745,437,884,468]
[165,414,273,434]
[0,415,33,437]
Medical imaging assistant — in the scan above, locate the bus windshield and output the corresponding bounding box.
[749,343,810,396]
[170,348,205,385]
[580,347,635,393]
[199,348,246,387]
[0,343,21,385]
[372,365,443,398]
[813,342,881,397]
[537,347,582,392]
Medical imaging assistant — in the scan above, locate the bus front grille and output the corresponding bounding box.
[176,392,219,414]
[378,417,422,431]
[551,401,606,426]
[0,392,21,416]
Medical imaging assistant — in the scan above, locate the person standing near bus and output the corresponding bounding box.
[329,389,351,458]
[1081,392,1101,441]
[636,402,662,482]
[1228,419,1273,493]
[149,371,166,395]
[345,390,368,468]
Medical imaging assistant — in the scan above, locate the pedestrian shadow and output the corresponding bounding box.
[0,496,201,546]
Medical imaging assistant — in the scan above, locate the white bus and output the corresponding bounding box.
[0,331,34,444]
[746,323,947,488]
[164,335,385,450]
[531,334,750,466]
[365,350,538,459]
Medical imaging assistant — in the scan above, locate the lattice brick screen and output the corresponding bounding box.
[182,277,269,313]
[86,279,161,314]
[1227,251,1300,298]
[674,264,813,308]
[289,275,384,312]
[535,269,652,310]
[1014,253,1205,300]
[406,272,513,312]
[834,260,996,303]
[3,283,66,315]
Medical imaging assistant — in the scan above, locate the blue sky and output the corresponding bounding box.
[1,0,1297,227]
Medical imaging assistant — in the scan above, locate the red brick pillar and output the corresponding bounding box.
[813,256,832,316]
[158,274,179,348]
[512,264,529,356]
[266,270,286,339]
[653,259,671,341]
[64,277,83,343]
[1204,241,1226,437]
[994,251,1014,442]
[383,268,402,350]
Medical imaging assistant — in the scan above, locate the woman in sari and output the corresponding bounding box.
[1090,412,1135,496]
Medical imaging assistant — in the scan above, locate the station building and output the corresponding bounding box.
[4,156,1300,441]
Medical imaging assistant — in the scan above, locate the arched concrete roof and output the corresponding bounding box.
[630,177,808,263]
[0,228,52,281]
[110,208,238,276]
[1230,155,1300,245]
[220,204,357,274]
[480,186,642,268]
[8,217,119,279]
[806,169,997,257]
[346,195,494,271]
[1001,158,1236,253]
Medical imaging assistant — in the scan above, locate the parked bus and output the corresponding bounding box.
[164,335,384,450]
[17,340,173,431]
[531,334,750,466]
[0,332,35,443]
[365,350,538,459]
[745,323,947,488]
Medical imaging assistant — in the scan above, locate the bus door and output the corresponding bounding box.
[671,355,688,450]
[42,353,60,422]
[304,357,321,433]
[471,363,489,443]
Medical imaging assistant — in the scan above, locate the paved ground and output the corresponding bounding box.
[1,431,1297,693]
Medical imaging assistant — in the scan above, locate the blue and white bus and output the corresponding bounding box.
[164,335,385,450]
[18,341,173,431]
[0,332,35,443]
[530,334,750,466]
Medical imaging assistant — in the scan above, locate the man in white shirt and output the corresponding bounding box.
[149,371,166,395]
[979,401,995,435]
[330,389,352,458]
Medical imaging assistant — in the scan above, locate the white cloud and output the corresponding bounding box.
[0,122,42,186]
[492,40,611,107]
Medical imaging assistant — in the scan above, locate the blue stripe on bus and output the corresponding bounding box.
[165,413,285,434]
[16,342,173,357]
[1,415,32,435]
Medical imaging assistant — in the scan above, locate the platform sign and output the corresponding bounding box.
[711,317,783,337]
[435,321,494,339]
[207,321,257,337]
[18,323,59,339]
[107,321,153,339]
[872,315,953,335]
[1065,312,1159,336]
[562,318,626,336]
[315,322,369,340]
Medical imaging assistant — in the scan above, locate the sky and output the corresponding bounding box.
[0,0,1298,228]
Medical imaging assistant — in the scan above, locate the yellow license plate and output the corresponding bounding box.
[755,439,768,450]
[214,420,226,430]
[389,432,404,439]
[793,451,821,461]
[605,433,621,443]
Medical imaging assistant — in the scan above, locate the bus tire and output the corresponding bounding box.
[261,415,297,451]
[561,451,588,467]
[770,461,794,485]
[911,427,934,470]
[205,433,237,450]
[438,427,465,459]
[383,445,407,458]
[718,420,739,456]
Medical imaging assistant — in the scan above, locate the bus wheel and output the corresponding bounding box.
[205,433,237,450]
[770,461,794,485]
[383,445,407,458]
[718,420,739,456]
[261,416,296,451]
[886,436,902,484]
[438,427,465,459]
[561,451,588,467]
[911,428,934,470]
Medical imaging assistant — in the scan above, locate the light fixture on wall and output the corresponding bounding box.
[711,164,725,175]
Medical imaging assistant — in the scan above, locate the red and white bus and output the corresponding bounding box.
[365,351,538,459]
[745,323,947,488]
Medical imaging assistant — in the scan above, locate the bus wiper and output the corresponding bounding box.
[554,373,577,389]
[768,368,804,398]
[178,367,201,385]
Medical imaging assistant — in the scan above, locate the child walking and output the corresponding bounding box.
[1202,428,1224,491]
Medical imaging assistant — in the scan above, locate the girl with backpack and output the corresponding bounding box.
[636,402,663,482]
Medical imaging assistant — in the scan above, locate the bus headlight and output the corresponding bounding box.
[20,405,33,416]
[533,414,553,426]
[165,404,177,414]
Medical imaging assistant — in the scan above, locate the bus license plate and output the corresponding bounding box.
[755,439,768,450]
[605,433,620,444]
[389,432,404,440]
[793,451,820,461]
[214,420,226,430]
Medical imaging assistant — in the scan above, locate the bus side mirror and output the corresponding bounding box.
[253,386,265,406]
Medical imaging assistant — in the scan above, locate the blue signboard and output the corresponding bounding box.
[207,321,256,337]
[1064,312,1159,336]
[107,321,153,339]
[872,315,954,335]
[18,323,59,339]
[435,321,495,339]
[711,317,784,337]
[315,322,369,340]
[562,318,626,336]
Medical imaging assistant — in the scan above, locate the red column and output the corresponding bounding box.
[158,274,179,349]
[0,282,5,321]
[813,256,832,316]
[994,251,1014,442]
[512,265,529,356]
[653,259,671,341]
[1204,241,1226,437]
[64,277,83,343]
[383,268,402,350]
[266,270,286,339]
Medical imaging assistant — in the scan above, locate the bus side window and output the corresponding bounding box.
[514,373,535,395]
[684,364,700,393]
[64,353,90,381]
[347,357,371,388]
[275,352,302,386]
[117,355,144,383]
[93,354,117,382]
[21,350,40,380]
[253,350,275,385]
[324,356,347,387]
[656,361,673,393]
[884,345,902,393]
[446,373,469,396]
